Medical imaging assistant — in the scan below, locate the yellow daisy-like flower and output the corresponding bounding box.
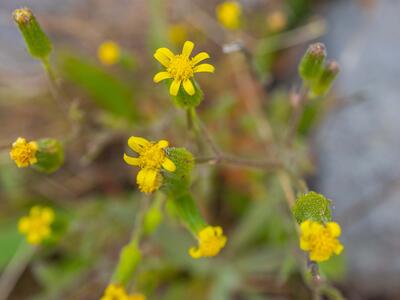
[10,137,38,168]
[123,136,176,194]
[189,226,227,259]
[101,284,146,300]
[216,1,242,30]
[18,206,55,245]
[153,41,215,96]
[98,41,121,66]
[300,220,344,262]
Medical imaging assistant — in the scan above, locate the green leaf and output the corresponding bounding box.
[292,191,332,224]
[0,220,24,269]
[60,54,137,121]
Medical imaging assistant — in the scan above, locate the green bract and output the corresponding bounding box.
[33,138,64,174]
[292,191,332,224]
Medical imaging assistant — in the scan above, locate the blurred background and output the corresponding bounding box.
[1,0,399,299]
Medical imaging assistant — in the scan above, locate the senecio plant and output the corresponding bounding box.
[7,3,345,300]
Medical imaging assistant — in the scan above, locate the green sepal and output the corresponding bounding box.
[13,8,52,60]
[165,79,203,109]
[292,191,332,224]
[162,147,194,196]
[33,138,64,174]
[111,241,141,286]
[298,43,326,84]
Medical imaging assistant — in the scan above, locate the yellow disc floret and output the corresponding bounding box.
[101,284,146,300]
[216,1,242,30]
[299,220,344,262]
[98,41,121,66]
[153,41,215,96]
[189,226,227,259]
[18,206,54,245]
[10,137,38,168]
[123,136,176,194]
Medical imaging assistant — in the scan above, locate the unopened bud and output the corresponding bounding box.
[311,60,340,96]
[298,43,326,83]
[13,7,52,60]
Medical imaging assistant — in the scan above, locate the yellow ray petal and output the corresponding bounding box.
[327,222,341,237]
[192,52,210,65]
[156,47,175,59]
[154,51,171,67]
[194,63,215,73]
[182,41,194,57]
[153,71,172,83]
[183,79,195,95]
[157,140,169,148]
[128,136,151,154]
[162,158,176,172]
[123,153,140,166]
[169,79,181,96]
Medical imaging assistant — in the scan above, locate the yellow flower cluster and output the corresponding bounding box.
[153,41,214,96]
[10,137,38,168]
[98,41,121,66]
[189,226,227,258]
[124,136,176,193]
[101,284,145,300]
[18,206,54,245]
[216,1,242,30]
[300,220,344,262]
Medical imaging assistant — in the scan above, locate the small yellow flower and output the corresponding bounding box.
[10,137,38,168]
[98,41,121,66]
[300,220,344,262]
[124,137,176,194]
[168,23,189,46]
[18,206,54,245]
[101,284,146,300]
[153,41,215,96]
[189,226,227,259]
[216,1,242,30]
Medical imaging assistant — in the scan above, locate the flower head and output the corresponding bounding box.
[189,226,227,259]
[216,1,242,30]
[124,137,176,194]
[10,137,38,168]
[300,220,344,262]
[98,41,121,65]
[101,284,146,300]
[153,41,215,96]
[18,206,54,245]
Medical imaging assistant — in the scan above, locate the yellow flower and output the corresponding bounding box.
[153,41,215,96]
[216,1,242,30]
[101,284,146,300]
[124,136,176,194]
[98,41,121,66]
[10,137,38,168]
[18,206,54,245]
[168,23,189,46]
[300,220,344,262]
[189,226,227,259]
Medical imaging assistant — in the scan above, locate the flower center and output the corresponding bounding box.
[167,55,194,81]
[310,231,336,255]
[139,144,166,169]
[12,145,36,165]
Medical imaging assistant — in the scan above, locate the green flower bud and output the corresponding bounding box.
[112,241,141,286]
[310,60,340,97]
[163,147,194,195]
[167,79,203,109]
[33,138,64,174]
[13,7,53,60]
[292,191,332,224]
[298,43,326,83]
